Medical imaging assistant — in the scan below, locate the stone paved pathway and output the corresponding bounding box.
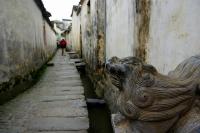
[0,52,89,133]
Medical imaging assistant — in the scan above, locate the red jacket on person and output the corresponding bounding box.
[60,39,67,47]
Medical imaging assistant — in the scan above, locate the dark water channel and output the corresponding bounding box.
[79,69,114,133]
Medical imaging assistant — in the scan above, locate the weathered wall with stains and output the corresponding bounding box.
[146,0,200,74]
[106,0,135,60]
[81,0,105,71]
[71,10,81,54]
[0,0,56,95]
[96,0,106,69]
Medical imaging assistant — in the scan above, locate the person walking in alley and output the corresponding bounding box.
[60,39,67,56]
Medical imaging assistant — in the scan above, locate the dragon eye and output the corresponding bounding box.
[142,73,151,80]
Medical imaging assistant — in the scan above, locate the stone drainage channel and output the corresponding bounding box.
[77,68,114,133]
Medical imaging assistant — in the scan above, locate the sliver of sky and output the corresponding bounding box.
[42,0,80,20]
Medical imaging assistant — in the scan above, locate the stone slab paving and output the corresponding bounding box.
[0,51,89,133]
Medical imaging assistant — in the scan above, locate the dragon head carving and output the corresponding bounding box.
[106,56,200,123]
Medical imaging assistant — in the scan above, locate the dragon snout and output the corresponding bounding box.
[195,84,200,96]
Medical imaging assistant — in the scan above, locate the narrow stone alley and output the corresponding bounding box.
[0,51,89,133]
[1,0,200,132]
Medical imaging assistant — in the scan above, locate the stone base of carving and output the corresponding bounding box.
[112,113,132,133]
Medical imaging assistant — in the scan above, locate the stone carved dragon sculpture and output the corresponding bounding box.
[105,56,200,133]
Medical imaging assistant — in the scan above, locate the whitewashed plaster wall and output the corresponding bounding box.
[147,0,200,74]
[106,0,135,60]
[71,11,81,53]
[80,0,91,63]
[44,21,57,58]
[0,0,56,84]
